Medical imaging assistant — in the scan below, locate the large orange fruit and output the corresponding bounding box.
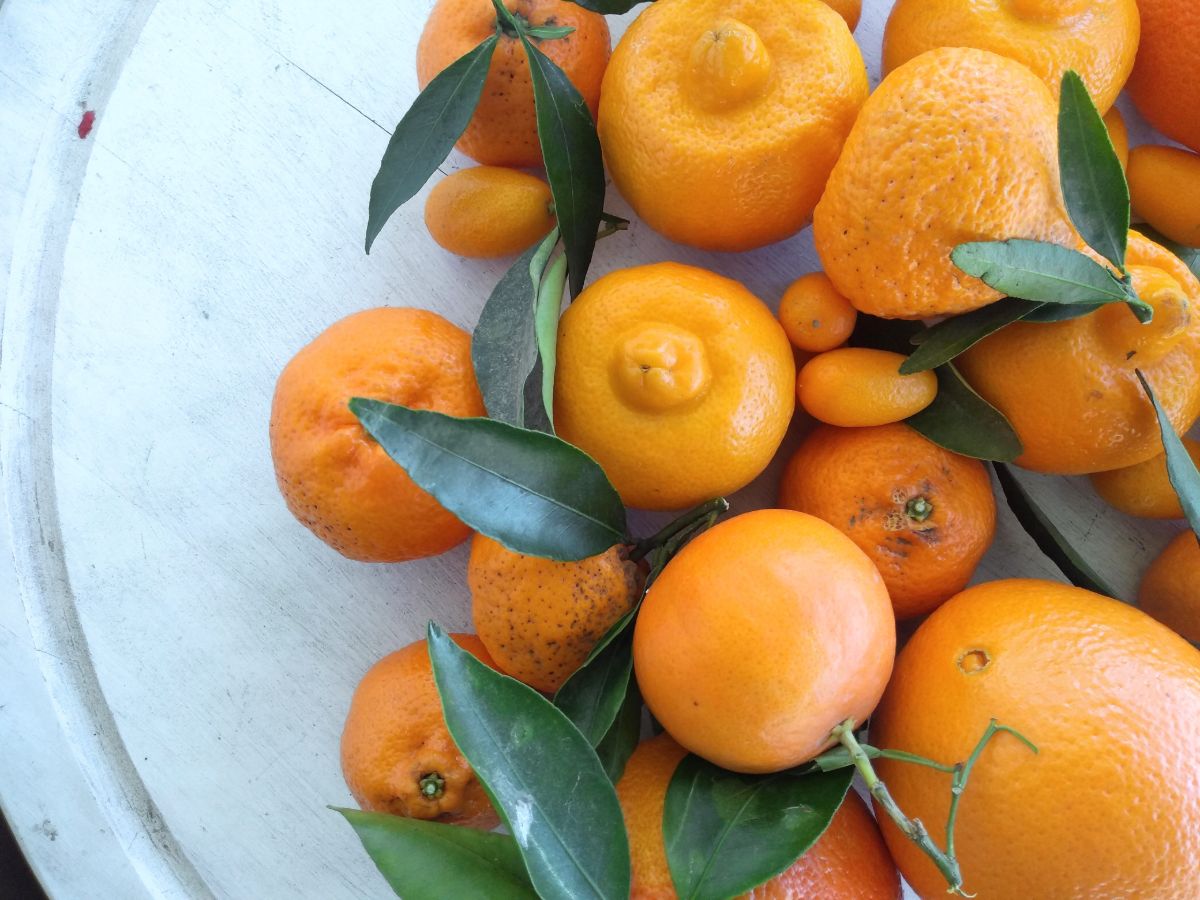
[1139,531,1200,645]
[633,509,895,773]
[870,579,1200,898]
[1127,0,1200,153]
[598,0,868,252]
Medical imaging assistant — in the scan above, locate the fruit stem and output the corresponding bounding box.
[418,772,446,799]
[630,498,730,564]
[945,720,1038,861]
[597,212,630,242]
[905,497,934,522]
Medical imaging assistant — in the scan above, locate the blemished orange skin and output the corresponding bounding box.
[779,425,997,620]
[1128,145,1200,248]
[633,510,895,774]
[341,635,500,829]
[554,263,795,511]
[1104,107,1129,170]
[813,47,1076,320]
[468,534,643,693]
[821,0,861,31]
[777,273,858,353]
[424,167,555,258]
[958,232,1200,474]
[1128,0,1200,152]
[870,579,1200,899]
[1090,437,1200,519]
[797,348,937,427]
[882,0,1140,115]
[1139,531,1200,645]
[617,734,901,900]
[270,308,484,562]
[417,0,611,167]
[598,0,868,252]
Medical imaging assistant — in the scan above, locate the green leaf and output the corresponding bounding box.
[365,36,497,253]
[1134,225,1200,280]
[427,623,631,900]
[1057,70,1130,269]
[562,0,648,11]
[334,809,537,900]
[906,364,1023,461]
[1019,301,1105,323]
[594,681,643,784]
[349,400,626,561]
[525,24,576,39]
[902,299,1042,373]
[1136,371,1200,541]
[663,758,853,900]
[554,630,633,747]
[535,253,569,428]
[523,359,554,434]
[992,463,1119,597]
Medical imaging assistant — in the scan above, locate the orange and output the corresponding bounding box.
[882,0,1140,115]
[1104,106,1129,170]
[957,231,1200,474]
[598,0,868,252]
[797,349,937,427]
[821,0,861,31]
[1127,0,1200,152]
[554,263,795,511]
[1139,531,1200,645]
[417,0,611,168]
[870,579,1200,898]
[813,47,1076,320]
[424,167,555,258]
[468,534,643,693]
[777,272,857,353]
[617,734,901,899]
[1128,145,1200,248]
[270,308,485,561]
[1090,437,1200,519]
[341,635,500,829]
[779,424,997,620]
[633,509,895,773]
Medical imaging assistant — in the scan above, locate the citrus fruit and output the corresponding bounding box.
[777,272,858,353]
[882,0,1140,114]
[779,424,996,620]
[417,0,611,167]
[424,167,555,258]
[468,534,643,693]
[341,635,500,828]
[617,734,902,899]
[598,0,868,252]
[821,0,861,31]
[1090,437,1200,519]
[633,509,895,773]
[270,308,484,562]
[1139,531,1200,645]
[813,47,1075,320]
[870,578,1200,898]
[957,231,1200,474]
[1127,0,1200,153]
[1104,106,1129,170]
[1128,145,1200,248]
[797,348,937,427]
[554,263,795,511]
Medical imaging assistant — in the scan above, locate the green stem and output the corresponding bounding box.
[945,720,1038,860]
[629,498,729,563]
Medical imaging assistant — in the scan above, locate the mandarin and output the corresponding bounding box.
[1104,106,1129,170]
[1139,531,1200,645]
[1128,145,1200,249]
[1090,437,1200,519]
[777,272,857,354]
[1127,0,1200,153]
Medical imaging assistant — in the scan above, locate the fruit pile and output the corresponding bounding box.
[269,0,1200,897]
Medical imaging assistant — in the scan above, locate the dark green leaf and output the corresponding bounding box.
[562,0,648,11]
[1020,301,1105,323]
[1134,225,1200,280]
[992,463,1119,597]
[902,299,1042,373]
[428,623,631,900]
[523,359,554,434]
[1058,70,1130,269]
[349,399,626,561]
[334,808,537,900]
[1136,371,1200,541]
[365,37,497,252]
[554,630,633,746]
[850,315,924,354]
[535,253,568,428]
[663,757,853,900]
[594,682,643,784]
[907,364,1023,461]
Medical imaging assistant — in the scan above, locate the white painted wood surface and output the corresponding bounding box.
[0,0,1191,897]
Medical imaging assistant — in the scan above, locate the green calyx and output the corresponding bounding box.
[419,772,446,799]
[906,496,934,522]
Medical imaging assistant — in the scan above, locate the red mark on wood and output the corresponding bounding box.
[77,110,96,139]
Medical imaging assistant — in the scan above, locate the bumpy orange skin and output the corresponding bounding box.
[871,579,1200,899]
[1129,145,1200,248]
[1104,107,1129,170]
[617,734,901,900]
[554,263,795,511]
[270,308,484,562]
[598,0,868,252]
[1090,437,1200,519]
[821,0,861,31]
[341,635,500,829]
[882,0,1139,114]
[417,0,611,167]
[777,273,857,353]
[468,534,643,693]
[1139,531,1200,645]
[780,425,996,620]
[813,47,1075,320]
[1128,0,1200,152]
[797,349,937,427]
[424,167,555,258]
[958,231,1200,474]
[633,510,895,774]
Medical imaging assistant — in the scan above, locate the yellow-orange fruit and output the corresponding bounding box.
[424,167,555,258]
[777,272,858,353]
[797,348,937,427]
[821,0,861,31]
[1090,437,1200,519]
[1139,531,1200,645]
[1128,145,1200,248]
[1127,0,1200,153]
[1104,107,1129,170]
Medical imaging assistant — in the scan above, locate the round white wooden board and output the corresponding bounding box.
[0,0,1190,896]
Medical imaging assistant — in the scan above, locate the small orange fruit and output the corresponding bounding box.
[417,0,611,167]
[780,424,997,620]
[870,579,1200,898]
[424,167,555,258]
[797,348,937,427]
[554,262,795,511]
[270,308,484,562]
[1128,145,1200,248]
[777,272,858,353]
[617,733,902,899]
[468,534,643,693]
[633,509,895,773]
[1090,437,1200,519]
[1139,531,1200,645]
[1127,0,1200,153]
[821,0,861,31]
[1104,107,1129,170]
[341,635,500,829]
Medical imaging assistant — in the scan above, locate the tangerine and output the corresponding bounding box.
[777,273,857,354]
[1127,0,1200,153]
[1139,531,1200,645]
[1128,145,1200,249]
